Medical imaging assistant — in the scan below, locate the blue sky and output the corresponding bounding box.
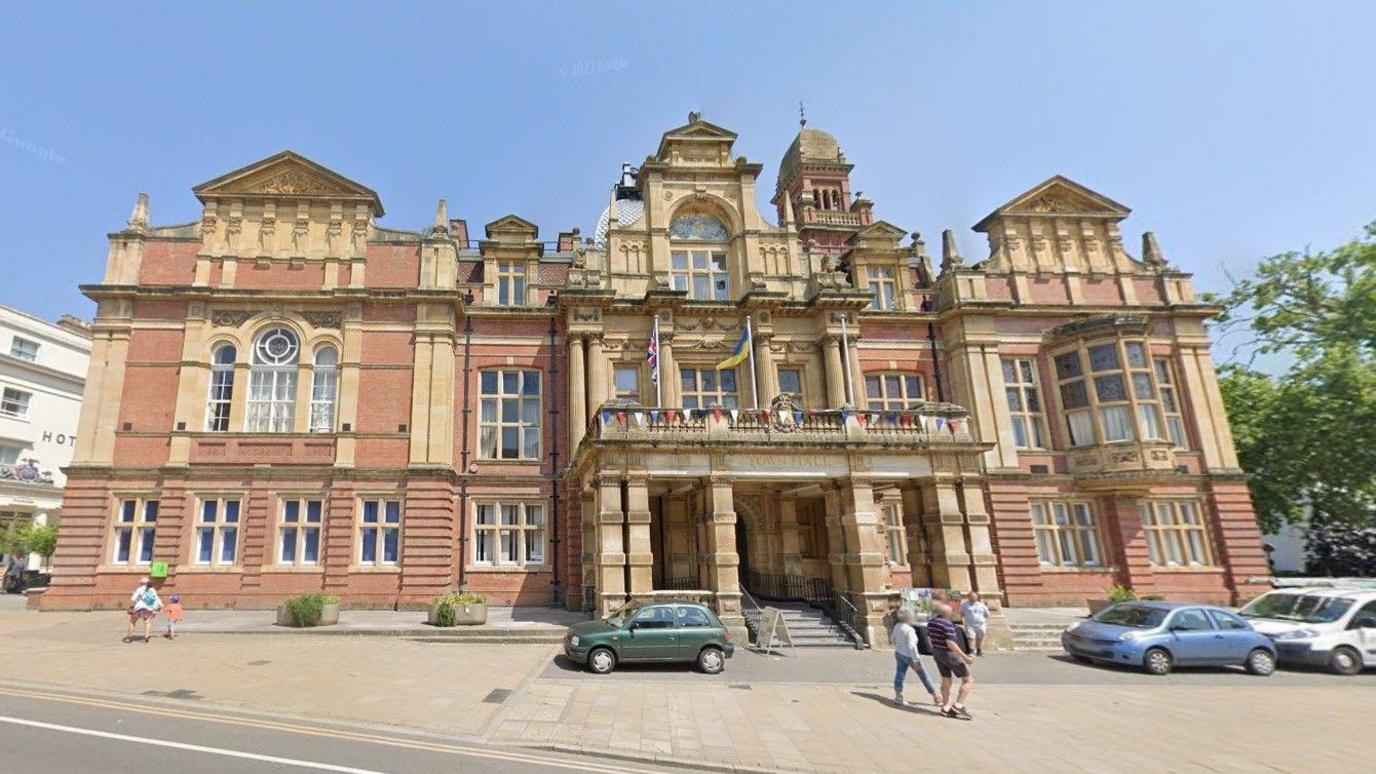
[2,2,1373,367]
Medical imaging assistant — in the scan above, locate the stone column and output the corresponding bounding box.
[703,476,747,639]
[659,329,679,407]
[588,335,610,419]
[838,478,892,646]
[900,485,931,586]
[754,332,777,405]
[567,334,587,451]
[821,482,849,592]
[777,495,803,577]
[921,479,973,591]
[822,335,846,408]
[961,480,1001,596]
[579,486,596,612]
[625,475,654,603]
[594,474,627,615]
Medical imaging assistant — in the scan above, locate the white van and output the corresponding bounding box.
[1238,587,1376,675]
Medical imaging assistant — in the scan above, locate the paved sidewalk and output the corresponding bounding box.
[172,605,585,636]
[0,608,1368,773]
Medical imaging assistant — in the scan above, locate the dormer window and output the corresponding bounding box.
[669,214,729,301]
[496,261,526,306]
[867,266,897,311]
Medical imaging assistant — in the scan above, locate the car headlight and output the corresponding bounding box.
[1067,621,1084,634]
[1119,631,1146,642]
[569,635,580,647]
[1273,628,1320,641]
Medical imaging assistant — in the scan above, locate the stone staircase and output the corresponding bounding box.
[1007,622,1069,652]
[744,602,858,648]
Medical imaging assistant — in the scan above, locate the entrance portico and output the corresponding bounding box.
[572,402,1004,647]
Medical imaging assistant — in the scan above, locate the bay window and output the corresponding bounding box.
[1054,339,1169,447]
[1154,358,1188,448]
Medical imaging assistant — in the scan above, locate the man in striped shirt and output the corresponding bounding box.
[928,602,975,719]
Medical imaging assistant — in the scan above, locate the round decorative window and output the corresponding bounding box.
[253,328,300,365]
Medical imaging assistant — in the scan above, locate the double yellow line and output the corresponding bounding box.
[0,685,661,773]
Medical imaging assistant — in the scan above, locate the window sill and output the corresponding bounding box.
[1147,565,1222,573]
[1036,565,1117,573]
[474,459,544,466]
[466,564,549,573]
[96,564,153,574]
[349,565,401,573]
[260,565,325,574]
[175,566,244,574]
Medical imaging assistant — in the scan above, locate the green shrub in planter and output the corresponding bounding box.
[284,594,340,627]
[1106,584,1137,604]
[429,592,487,627]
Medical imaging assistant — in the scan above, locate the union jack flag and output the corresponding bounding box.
[648,315,660,385]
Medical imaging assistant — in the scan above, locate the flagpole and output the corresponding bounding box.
[653,315,663,407]
[840,313,854,406]
[746,316,759,409]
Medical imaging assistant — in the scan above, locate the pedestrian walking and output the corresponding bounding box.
[124,577,162,643]
[960,592,991,656]
[890,608,941,707]
[4,554,27,593]
[928,602,975,720]
[163,594,184,640]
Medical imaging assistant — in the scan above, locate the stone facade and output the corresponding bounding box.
[43,116,1268,646]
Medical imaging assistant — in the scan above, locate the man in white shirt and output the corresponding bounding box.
[960,592,991,656]
[890,608,940,706]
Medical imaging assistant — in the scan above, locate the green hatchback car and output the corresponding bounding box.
[564,600,735,674]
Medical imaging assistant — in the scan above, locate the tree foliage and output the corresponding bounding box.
[1210,226,1376,558]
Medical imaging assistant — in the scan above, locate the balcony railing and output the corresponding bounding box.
[0,462,55,486]
[589,403,975,447]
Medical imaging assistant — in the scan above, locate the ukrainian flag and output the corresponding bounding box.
[715,323,751,370]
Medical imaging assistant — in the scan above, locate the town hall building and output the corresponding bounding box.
[43,113,1267,646]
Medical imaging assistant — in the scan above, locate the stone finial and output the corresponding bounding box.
[782,192,796,227]
[127,192,150,232]
[940,229,963,272]
[1142,231,1167,266]
[432,199,448,234]
[607,185,619,226]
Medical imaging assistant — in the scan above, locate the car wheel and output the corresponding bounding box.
[1328,646,1363,676]
[697,646,725,674]
[588,647,617,675]
[1143,647,1173,676]
[1245,648,1276,676]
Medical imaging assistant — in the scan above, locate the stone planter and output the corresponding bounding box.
[276,601,341,627]
[427,601,487,626]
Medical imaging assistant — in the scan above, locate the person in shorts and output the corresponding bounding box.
[960,592,991,656]
[928,602,975,720]
[163,594,185,639]
[124,577,162,643]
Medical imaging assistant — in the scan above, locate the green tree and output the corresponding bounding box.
[17,523,58,561]
[1210,226,1376,547]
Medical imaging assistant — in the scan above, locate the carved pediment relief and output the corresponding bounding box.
[974,175,1129,233]
[193,151,384,215]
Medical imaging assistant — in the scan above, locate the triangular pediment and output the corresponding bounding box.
[845,220,908,250]
[193,151,384,215]
[974,175,1129,232]
[656,114,738,161]
[484,214,540,240]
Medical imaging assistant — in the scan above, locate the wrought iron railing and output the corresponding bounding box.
[743,570,867,648]
[658,575,703,591]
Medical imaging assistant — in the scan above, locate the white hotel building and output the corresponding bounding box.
[0,305,91,571]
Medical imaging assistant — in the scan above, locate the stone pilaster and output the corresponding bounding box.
[900,485,931,586]
[594,474,627,615]
[663,495,694,582]
[703,476,746,638]
[822,335,845,408]
[588,334,610,417]
[567,334,587,452]
[921,479,972,591]
[777,495,803,577]
[625,475,654,603]
[837,478,891,645]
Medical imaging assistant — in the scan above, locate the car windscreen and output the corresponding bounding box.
[1240,593,1355,624]
[1092,604,1169,628]
[604,601,642,627]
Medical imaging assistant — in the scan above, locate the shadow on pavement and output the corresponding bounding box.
[850,691,944,717]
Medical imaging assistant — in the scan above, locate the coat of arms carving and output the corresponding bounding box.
[769,392,802,432]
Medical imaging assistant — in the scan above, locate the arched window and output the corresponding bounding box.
[833,189,842,209]
[821,190,831,210]
[247,328,299,432]
[310,346,339,433]
[668,213,730,300]
[206,344,237,432]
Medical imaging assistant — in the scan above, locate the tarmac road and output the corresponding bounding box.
[0,685,675,774]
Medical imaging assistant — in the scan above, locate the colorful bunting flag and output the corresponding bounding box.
[793,410,804,426]
[616,410,627,425]
[667,409,678,423]
[650,410,660,424]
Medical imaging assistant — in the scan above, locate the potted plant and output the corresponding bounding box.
[277,593,341,627]
[427,591,487,626]
[1087,584,1136,615]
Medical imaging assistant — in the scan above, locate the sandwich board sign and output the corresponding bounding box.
[759,607,793,655]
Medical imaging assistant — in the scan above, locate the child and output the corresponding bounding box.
[164,594,184,639]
